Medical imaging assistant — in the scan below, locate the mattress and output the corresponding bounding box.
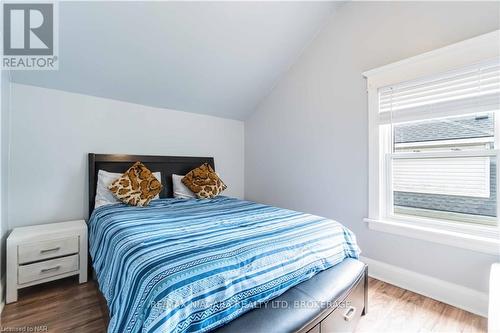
[89,196,360,333]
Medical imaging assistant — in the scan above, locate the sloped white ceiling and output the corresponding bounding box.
[11,1,338,120]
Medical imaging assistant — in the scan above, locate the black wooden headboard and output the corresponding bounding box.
[88,153,214,216]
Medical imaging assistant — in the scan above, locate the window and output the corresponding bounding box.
[364,30,500,254]
[392,113,497,226]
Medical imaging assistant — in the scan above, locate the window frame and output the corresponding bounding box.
[363,30,500,255]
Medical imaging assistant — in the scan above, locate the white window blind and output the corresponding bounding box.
[378,60,500,122]
[393,156,491,198]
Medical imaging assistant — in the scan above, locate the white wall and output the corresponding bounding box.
[245,1,500,293]
[1,70,11,306]
[9,83,244,228]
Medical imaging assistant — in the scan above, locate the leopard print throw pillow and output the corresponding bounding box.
[182,163,227,199]
[108,161,163,206]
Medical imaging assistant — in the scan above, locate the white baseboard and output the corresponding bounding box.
[489,263,499,332]
[360,255,488,317]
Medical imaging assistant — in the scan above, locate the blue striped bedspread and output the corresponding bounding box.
[89,196,360,333]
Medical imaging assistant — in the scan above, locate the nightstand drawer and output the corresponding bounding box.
[18,236,79,264]
[18,254,79,284]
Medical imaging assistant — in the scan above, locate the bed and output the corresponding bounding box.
[88,153,367,333]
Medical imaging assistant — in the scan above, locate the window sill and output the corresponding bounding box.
[364,217,500,255]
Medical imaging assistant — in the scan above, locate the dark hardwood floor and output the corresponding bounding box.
[1,277,107,332]
[0,276,487,333]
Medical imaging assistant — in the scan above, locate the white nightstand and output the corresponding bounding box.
[6,220,88,303]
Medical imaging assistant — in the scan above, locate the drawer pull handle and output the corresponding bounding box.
[41,266,60,273]
[40,247,60,254]
[343,306,356,322]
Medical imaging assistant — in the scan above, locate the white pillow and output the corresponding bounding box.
[172,174,195,199]
[95,170,162,208]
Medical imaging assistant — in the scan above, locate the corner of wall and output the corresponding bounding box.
[0,275,4,315]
